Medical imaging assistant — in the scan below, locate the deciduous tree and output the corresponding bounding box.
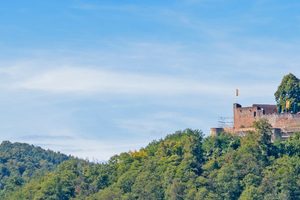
[275,73,300,112]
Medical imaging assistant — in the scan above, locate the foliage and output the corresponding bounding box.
[5,123,300,199]
[275,73,300,112]
[0,140,71,197]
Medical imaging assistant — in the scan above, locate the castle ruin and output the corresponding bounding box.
[210,103,300,140]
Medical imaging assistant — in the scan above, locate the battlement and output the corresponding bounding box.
[210,103,300,140]
[233,103,300,129]
[233,103,278,128]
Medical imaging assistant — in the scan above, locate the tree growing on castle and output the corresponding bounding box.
[274,73,300,112]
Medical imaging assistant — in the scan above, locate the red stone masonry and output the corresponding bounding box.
[233,103,300,129]
[233,103,277,129]
[211,103,300,139]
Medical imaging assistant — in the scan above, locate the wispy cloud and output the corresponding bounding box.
[2,38,297,100]
[20,135,74,140]
[13,67,234,96]
[115,111,209,138]
[17,133,148,161]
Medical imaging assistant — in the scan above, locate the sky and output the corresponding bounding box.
[1,0,300,161]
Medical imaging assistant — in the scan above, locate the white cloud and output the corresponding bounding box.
[13,67,234,96]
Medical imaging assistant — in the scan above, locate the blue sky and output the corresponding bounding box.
[1,0,300,161]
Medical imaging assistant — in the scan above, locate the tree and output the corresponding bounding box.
[252,119,272,144]
[275,73,300,112]
[283,132,300,156]
[252,119,273,158]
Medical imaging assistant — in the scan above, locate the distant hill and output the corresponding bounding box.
[0,141,71,195]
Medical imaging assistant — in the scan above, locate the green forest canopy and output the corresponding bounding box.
[2,119,300,199]
[0,141,71,192]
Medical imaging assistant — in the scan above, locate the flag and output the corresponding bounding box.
[236,89,239,96]
[286,101,290,109]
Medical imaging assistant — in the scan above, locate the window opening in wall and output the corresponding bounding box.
[254,112,256,117]
[240,110,242,113]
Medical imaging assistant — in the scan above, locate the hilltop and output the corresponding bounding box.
[1,120,300,199]
[0,141,72,198]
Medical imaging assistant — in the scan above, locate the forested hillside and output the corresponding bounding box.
[3,119,300,199]
[0,141,71,198]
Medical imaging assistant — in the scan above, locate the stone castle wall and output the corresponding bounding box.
[211,103,300,139]
[233,103,278,128]
[262,113,300,128]
[233,103,300,129]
